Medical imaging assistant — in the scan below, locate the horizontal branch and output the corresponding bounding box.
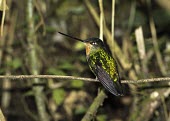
[0,75,97,82]
[0,75,170,84]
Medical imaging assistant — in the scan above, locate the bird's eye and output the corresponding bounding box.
[92,42,97,45]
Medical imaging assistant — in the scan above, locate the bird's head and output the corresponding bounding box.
[58,32,104,56]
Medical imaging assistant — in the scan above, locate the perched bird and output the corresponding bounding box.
[58,32,123,96]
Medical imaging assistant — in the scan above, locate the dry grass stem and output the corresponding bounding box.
[135,26,146,60]
[99,0,104,40]
[0,108,6,121]
[150,17,167,75]
[111,0,115,51]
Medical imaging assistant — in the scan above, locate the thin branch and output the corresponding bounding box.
[122,77,170,84]
[0,75,97,81]
[34,0,46,35]
[0,75,170,84]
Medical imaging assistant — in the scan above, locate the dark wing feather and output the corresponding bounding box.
[95,65,123,96]
[87,49,123,96]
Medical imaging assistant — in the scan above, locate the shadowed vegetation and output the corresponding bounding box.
[0,0,170,121]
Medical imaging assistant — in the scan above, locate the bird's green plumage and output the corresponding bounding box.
[87,48,118,82]
[86,42,123,96]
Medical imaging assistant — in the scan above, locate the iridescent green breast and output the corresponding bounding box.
[87,49,119,82]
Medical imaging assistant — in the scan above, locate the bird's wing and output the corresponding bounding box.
[95,65,123,96]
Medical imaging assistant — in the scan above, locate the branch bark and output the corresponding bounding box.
[0,75,170,84]
[81,90,107,121]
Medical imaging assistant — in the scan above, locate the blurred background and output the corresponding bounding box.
[0,0,170,121]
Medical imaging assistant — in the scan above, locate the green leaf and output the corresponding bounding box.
[52,88,66,105]
[45,26,56,33]
[71,80,84,88]
[75,106,87,114]
[96,114,107,121]
[58,62,74,70]
[47,68,66,75]
[12,58,22,69]
[23,90,34,97]
[6,58,22,69]
[0,68,5,74]
[74,42,84,51]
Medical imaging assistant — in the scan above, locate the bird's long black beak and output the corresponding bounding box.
[58,32,84,42]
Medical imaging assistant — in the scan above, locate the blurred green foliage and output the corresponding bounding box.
[6,58,22,69]
[71,80,84,88]
[52,88,66,106]
[0,0,169,121]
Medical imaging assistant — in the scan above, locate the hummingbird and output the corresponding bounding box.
[58,32,123,96]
